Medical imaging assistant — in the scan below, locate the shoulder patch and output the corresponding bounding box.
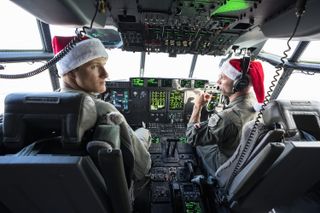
[208,114,221,127]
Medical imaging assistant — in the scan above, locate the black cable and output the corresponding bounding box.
[78,0,100,36]
[225,13,304,190]
[0,37,80,79]
[296,0,307,17]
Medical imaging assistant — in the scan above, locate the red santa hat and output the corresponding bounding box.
[221,58,265,103]
[52,36,108,76]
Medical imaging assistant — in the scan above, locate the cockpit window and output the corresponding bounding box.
[50,25,77,37]
[260,39,299,58]
[0,1,42,50]
[193,55,224,82]
[298,41,320,64]
[278,70,320,100]
[0,62,52,113]
[144,53,192,78]
[106,48,140,81]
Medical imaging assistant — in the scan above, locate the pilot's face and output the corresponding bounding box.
[216,72,234,96]
[73,57,108,93]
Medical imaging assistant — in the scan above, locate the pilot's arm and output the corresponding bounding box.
[94,98,152,180]
[186,109,239,153]
[188,92,211,124]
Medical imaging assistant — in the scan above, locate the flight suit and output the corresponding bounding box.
[186,93,257,173]
[60,88,151,181]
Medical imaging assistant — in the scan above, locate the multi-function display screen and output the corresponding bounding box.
[111,90,129,111]
[131,78,144,87]
[169,90,184,110]
[194,80,208,88]
[150,91,166,111]
[180,79,192,88]
[147,78,159,87]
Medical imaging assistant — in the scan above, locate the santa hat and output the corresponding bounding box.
[52,36,108,76]
[221,58,265,103]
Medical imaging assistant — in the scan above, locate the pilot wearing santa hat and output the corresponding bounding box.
[52,36,151,190]
[186,58,265,174]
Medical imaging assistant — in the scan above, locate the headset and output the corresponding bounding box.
[232,56,251,93]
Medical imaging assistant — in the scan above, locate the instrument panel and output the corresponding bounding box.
[103,77,220,127]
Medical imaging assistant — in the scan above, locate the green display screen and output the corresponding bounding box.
[212,0,249,15]
[169,90,184,110]
[194,80,207,88]
[131,78,144,87]
[150,91,166,111]
[147,78,159,87]
[185,201,201,213]
[179,136,187,144]
[181,79,192,88]
[151,136,160,144]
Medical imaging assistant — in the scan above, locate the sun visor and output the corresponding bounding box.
[10,0,107,27]
[261,0,320,39]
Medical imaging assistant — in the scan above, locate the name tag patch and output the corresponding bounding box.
[208,114,221,127]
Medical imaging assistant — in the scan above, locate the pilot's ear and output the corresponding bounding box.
[66,69,77,80]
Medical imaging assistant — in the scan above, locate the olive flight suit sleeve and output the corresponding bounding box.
[94,99,151,180]
[186,112,239,156]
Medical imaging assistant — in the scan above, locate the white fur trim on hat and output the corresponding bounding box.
[220,60,241,80]
[56,38,108,76]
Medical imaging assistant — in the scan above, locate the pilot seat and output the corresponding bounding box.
[196,99,320,213]
[0,92,132,213]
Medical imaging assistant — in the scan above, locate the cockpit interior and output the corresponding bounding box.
[1,0,320,213]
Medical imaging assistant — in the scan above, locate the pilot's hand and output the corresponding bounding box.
[194,123,201,129]
[194,92,211,108]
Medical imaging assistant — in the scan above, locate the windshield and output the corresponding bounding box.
[0,0,42,50]
[1,1,320,114]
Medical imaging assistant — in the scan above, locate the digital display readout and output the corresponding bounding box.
[131,78,144,87]
[147,78,159,87]
[111,90,129,111]
[194,80,207,88]
[180,79,192,88]
[150,91,166,111]
[151,136,160,144]
[169,90,184,110]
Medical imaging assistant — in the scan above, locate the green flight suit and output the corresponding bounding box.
[186,93,257,173]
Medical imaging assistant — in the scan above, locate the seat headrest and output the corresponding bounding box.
[262,100,320,138]
[3,92,97,150]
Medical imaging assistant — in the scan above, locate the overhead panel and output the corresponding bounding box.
[10,0,307,55]
[108,0,263,56]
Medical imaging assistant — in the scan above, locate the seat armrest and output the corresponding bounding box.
[92,125,121,149]
[227,142,285,202]
[98,149,131,213]
[246,129,285,163]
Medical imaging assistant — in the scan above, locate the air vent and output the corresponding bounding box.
[118,15,136,23]
[232,23,252,30]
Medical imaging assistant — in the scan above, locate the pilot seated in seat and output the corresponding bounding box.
[52,36,152,198]
[186,58,265,174]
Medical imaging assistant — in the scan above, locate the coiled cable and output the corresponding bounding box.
[0,0,101,79]
[0,36,81,79]
[225,12,303,190]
